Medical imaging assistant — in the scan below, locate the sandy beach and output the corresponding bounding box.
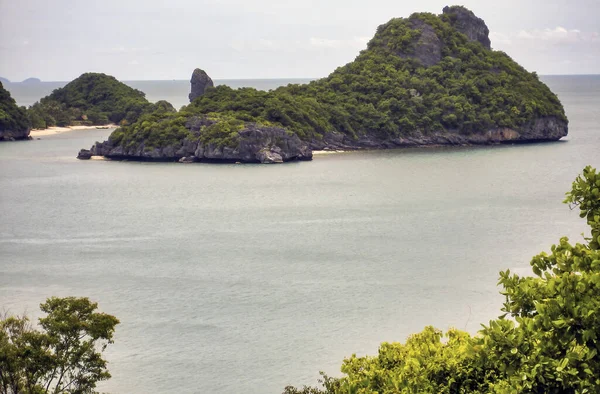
[30,124,116,137]
[312,150,346,155]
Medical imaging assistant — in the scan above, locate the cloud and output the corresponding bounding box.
[491,27,599,48]
[516,27,599,44]
[229,36,369,53]
[489,32,512,45]
[230,38,279,52]
[96,46,151,55]
[489,26,600,74]
[308,36,369,49]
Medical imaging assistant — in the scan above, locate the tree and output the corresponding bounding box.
[284,166,600,393]
[0,297,119,394]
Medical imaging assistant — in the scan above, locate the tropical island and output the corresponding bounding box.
[25,73,174,130]
[0,72,176,140]
[79,6,567,163]
[0,82,30,141]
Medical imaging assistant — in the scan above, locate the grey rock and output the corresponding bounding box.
[79,119,313,164]
[109,145,127,157]
[237,125,313,162]
[175,138,198,157]
[256,149,283,164]
[162,146,176,157]
[189,69,214,102]
[409,19,443,67]
[194,144,205,159]
[308,116,568,150]
[0,129,31,141]
[77,149,92,160]
[443,6,491,49]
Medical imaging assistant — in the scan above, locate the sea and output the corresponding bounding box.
[1,75,599,394]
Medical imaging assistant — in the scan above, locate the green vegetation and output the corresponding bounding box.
[0,297,119,394]
[0,82,29,134]
[106,9,566,149]
[284,166,600,393]
[108,109,251,150]
[26,73,171,129]
[108,108,193,150]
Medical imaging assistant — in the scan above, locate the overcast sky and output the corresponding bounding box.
[1,0,598,81]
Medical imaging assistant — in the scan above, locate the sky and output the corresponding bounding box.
[0,0,599,81]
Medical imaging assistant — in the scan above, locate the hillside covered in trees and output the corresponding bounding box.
[82,6,568,163]
[26,73,174,129]
[0,82,30,141]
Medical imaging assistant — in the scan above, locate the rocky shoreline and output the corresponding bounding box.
[78,115,567,163]
[78,121,313,164]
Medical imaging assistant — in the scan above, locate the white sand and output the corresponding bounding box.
[30,124,117,137]
[312,150,346,155]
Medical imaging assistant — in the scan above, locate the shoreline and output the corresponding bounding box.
[30,124,116,137]
[312,150,346,155]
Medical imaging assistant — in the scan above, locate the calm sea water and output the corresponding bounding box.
[1,76,599,394]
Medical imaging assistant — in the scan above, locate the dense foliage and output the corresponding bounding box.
[26,73,170,129]
[107,9,566,149]
[107,108,253,150]
[284,166,600,394]
[0,82,29,133]
[0,297,119,394]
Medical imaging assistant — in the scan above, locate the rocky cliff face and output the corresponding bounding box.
[308,116,567,150]
[80,114,566,162]
[380,6,491,68]
[409,19,443,67]
[443,5,491,49]
[189,69,214,102]
[79,118,312,164]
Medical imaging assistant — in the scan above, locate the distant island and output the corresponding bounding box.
[26,73,174,129]
[0,82,30,141]
[0,77,42,84]
[79,6,567,163]
[21,77,42,84]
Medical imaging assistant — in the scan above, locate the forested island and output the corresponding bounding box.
[80,6,567,163]
[0,82,30,141]
[0,73,175,140]
[26,73,174,129]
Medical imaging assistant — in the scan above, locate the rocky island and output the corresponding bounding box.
[0,82,30,141]
[79,6,568,163]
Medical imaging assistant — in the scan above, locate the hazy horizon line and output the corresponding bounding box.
[2,73,599,84]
